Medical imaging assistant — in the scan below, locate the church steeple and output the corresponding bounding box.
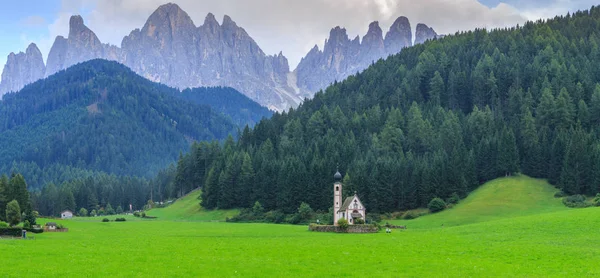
[333,168,343,225]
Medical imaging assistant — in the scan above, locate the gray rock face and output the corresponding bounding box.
[294,16,427,95]
[0,3,436,110]
[415,23,438,45]
[120,4,296,110]
[385,16,412,55]
[0,43,45,97]
[46,15,111,77]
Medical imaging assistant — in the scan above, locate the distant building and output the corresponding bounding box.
[61,210,73,219]
[333,170,366,225]
[45,222,57,230]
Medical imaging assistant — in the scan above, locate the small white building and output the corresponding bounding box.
[333,170,366,225]
[61,210,73,219]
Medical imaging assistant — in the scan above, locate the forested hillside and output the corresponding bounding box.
[160,7,600,214]
[177,87,272,127]
[0,59,237,188]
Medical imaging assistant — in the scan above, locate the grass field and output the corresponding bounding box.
[2,176,600,277]
[146,190,239,221]
[388,175,568,228]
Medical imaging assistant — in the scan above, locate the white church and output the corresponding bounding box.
[333,170,366,225]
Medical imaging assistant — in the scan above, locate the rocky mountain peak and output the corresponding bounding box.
[0,43,45,97]
[69,15,85,32]
[146,2,195,33]
[361,21,385,65]
[26,43,42,56]
[415,23,438,45]
[324,27,350,51]
[384,16,412,55]
[203,13,219,27]
[362,21,384,46]
[222,15,237,29]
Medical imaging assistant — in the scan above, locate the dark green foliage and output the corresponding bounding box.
[115,218,126,222]
[562,195,591,208]
[102,218,110,222]
[337,218,349,231]
[79,208,88,217]
[554,191,568,198]
[0,60,237,189]
[428,198,447,213]
[0,227,23,237]
[446,193,461,204]
[33,174,149,217]
[593,193,600,206]
[5,200,20,226]
[178,87,272,128]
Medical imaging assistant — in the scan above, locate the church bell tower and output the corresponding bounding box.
[333,169,343,225]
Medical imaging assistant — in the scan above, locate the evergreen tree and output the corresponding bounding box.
[0,175,7,221]
[560,126,593,194]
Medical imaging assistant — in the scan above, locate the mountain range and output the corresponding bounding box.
[0,3,438,111]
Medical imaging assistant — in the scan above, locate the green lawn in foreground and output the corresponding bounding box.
[2,176,599,277]
[146,189,239,221]
[388,175,568,229]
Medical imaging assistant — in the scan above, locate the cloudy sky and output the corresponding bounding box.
[0,0,596,80]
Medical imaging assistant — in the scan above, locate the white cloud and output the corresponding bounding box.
[20,15,47,27]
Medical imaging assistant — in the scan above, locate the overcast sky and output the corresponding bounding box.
[0,0,597,80]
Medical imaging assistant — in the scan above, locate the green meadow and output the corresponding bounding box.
[2,176,600,277]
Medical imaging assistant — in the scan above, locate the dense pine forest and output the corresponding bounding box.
[0,60,242,189]
[177,87,272,128]
[155,7,600,215]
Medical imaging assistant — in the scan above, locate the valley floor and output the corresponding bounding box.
[2,176,600,277]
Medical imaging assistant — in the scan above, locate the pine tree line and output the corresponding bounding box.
[155,6,600,214]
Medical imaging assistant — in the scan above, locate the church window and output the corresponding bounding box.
[336,186,339,191]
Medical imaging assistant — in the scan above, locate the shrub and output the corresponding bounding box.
[562,195,591,208]
[297,202,313,221]
[79,208,88,217]
[102,218,110,222]
[116,206,124,214]
[6,200,21,226]
[25,227,44,234]
[264,210,286,224]
[141,212,146,218]
[133,211,140,217]
[554,191,568,198]
[593,194,600,207]
[0,221,8,228]
[23,220,31,229]
[366,213,382,224]
[402,211,420,220]
[428,197,447,213]
[0,227,23,237]
[354,218,365,224]
[337,218,349,231]
[447,192,460,204]
[115,218,126,222]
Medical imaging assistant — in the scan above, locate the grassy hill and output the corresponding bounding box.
[146,190,239,221]
[389,175,568,229]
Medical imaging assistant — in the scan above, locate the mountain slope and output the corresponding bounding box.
[177,87,272,128]
[165,6,600,214]
[0,59,237,187]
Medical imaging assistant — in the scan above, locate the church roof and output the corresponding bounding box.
[338,195,365,213]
